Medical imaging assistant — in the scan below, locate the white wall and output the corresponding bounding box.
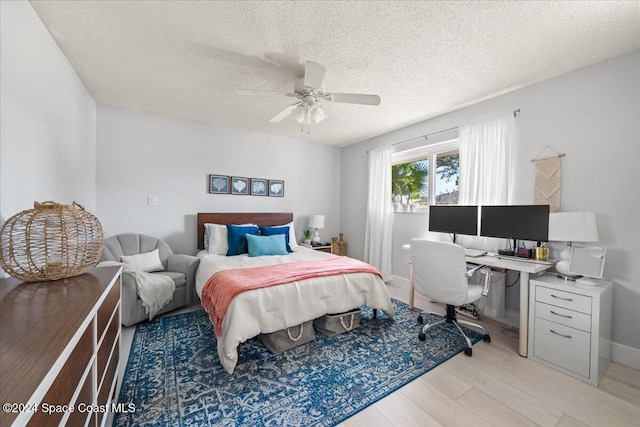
[341,51,640,354]
[0,0,97,221]
[96,106,341,256]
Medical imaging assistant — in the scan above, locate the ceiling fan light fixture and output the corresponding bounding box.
[310,104,327,123]
[293,104,306,123]
[302,108,312,125]
[238,61,380,125]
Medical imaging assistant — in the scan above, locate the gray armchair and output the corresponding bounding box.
[100,233,200,327]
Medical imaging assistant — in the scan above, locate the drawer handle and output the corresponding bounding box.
[551,294,573,302]
[550,329,572,339]
[550,310,573,319]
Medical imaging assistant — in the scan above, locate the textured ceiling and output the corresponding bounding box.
[30,1,640,147]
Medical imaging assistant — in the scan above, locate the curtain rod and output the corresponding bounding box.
[366,109,520,154]
[366,126,457,153]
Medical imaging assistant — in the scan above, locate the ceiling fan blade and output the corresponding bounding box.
[269,104,299,122]
[328,93,381,106]
[303,61,326,90]
[236,89,291,97]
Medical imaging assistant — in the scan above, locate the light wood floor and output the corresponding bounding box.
[116,284,640,427]
[338,284,640,427]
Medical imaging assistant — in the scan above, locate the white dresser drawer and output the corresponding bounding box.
[536,286,592,314]
[533,318,591,378]
[535,302,591,332]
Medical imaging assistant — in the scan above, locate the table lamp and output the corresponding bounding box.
[548,212,599,279]
[308,214,325,243]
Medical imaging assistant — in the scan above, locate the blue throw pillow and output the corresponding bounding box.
[259,226,293,253]
[246,234,289,257]
[226,224,260,256]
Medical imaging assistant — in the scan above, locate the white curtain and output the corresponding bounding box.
[459,114,514,205]
[364,146,392,280]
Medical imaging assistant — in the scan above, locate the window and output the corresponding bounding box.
[435,149,459,205]
[391,139,459,209]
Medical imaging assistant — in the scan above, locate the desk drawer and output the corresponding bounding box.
[535,302,591,332]
[533,318,590,378]
[536,286,592,314]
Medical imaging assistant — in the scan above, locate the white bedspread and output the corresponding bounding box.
[195,247,394,374]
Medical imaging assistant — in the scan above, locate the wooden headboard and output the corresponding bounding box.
[197,212,293,250]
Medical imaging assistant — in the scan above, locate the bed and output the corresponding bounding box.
[195,212,394,374]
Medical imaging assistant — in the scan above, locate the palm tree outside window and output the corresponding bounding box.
[391,144,460,209]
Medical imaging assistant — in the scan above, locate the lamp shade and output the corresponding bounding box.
[293,104,306,122]
[548,212,599,243]
[310,105,327,123]
[308,214,325,229]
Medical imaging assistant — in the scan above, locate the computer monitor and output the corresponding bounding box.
[479,205,550,243]
[428,205,478,243]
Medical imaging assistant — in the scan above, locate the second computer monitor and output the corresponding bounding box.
[480,205,550,242]
[428,205,478,240]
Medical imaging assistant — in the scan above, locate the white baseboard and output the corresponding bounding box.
[390,275,409,289]
[611,342,640,370]
[481,309,519,329]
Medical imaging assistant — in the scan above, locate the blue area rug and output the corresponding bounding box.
[115,299,482,426]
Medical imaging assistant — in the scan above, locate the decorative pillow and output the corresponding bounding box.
[226,224,260,256]
[284,221,299,249]
[246,234,289,257]
[259,226,293,253]
[205,223,254,255]
[120,248,164,272]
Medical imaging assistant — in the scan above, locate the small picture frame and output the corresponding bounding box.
[209,175,229,194]
[230,176,250,195]
[268,179,285,197]
[250,178,267,196]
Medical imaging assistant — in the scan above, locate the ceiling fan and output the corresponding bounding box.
[236,61,381,125]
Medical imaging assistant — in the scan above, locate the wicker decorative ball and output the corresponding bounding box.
[0,201,104,282]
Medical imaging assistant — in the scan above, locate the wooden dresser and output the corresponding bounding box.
[0,266,122,426]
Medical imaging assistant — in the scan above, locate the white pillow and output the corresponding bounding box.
[205,223,255,255]
[285,221,299,249]
[121,248,164,272]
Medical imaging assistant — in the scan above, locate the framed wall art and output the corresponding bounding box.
[250,178,267,196]
[209,175,229,194]
[268,180,285,197]
[231,176,250,195]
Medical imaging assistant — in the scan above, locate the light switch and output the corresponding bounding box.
[147,195,157,206]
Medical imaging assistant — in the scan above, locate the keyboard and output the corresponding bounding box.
[464,248,487,258]
[496,254,555,265]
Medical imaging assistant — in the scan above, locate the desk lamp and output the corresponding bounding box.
[548,212,599,279]
[308,214,325,244]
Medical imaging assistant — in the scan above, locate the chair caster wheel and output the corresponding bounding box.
[464,347,472,357]
[417,315,423,324]
[483,334,491,343]
[418,332,426,341]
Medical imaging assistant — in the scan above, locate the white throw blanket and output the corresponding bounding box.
[98,261,175,320]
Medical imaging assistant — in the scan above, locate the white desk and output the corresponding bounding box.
[402,244,553,357]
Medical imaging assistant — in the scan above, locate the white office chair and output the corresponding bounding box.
[409,238,491,356]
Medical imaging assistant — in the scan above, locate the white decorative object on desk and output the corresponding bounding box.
[569,245,606,286]
[309,214,325,243]
[548,212,599,278]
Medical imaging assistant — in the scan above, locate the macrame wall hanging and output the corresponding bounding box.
[531,146,565,213]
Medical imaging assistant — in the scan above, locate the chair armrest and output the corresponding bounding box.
[466,264,487,277]
[120,271,141,327]
[167,254,200,304]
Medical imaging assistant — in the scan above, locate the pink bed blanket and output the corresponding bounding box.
[201,256,382,336]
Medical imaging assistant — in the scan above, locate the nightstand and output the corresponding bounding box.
[300,242,333,253]
[528,274,613,385]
